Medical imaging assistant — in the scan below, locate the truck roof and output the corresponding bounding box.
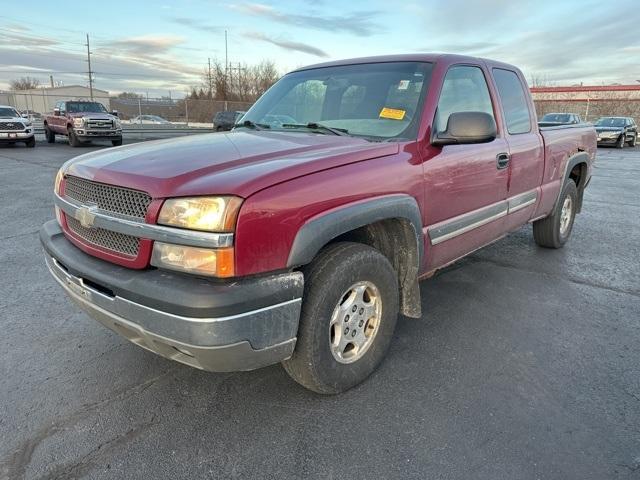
[292,53,520,73]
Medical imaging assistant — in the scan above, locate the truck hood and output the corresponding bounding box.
[68,112,116,120]
[64,131,399,198]
[594,126,623,132]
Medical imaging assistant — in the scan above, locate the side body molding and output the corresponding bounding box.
[287,194,424,269]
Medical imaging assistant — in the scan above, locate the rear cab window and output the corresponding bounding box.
[492,69,532,134]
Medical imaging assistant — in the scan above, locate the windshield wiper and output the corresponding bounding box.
[233,120,270,130]
[281,122,349,136]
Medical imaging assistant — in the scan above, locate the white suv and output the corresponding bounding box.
[0,105,35,147]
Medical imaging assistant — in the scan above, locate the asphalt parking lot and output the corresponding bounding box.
[1,139,639,480]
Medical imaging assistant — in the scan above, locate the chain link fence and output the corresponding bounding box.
[2,92,254,126]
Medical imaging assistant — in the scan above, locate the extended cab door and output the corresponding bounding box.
[423,64,509,271]
[490,68,544,231]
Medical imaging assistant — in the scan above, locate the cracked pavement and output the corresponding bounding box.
[1,140,639,479]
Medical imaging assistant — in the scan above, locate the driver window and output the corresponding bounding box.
[435,65,494,133]
[269,80,326,124]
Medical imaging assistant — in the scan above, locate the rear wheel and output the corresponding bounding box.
[68,128,81,147]
[25,137,36,148]
[44,125,55,143]
[282,242,399,394]
[533,179,578,248]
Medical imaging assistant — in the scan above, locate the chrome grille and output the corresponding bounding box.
[86,119,113,129]
[0,122,24,131]
[65,176,151,220]
[66,216,140,256]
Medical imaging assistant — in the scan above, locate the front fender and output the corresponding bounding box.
[287,194,423,268]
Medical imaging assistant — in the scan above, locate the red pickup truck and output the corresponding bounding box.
[43,100,122,147]
[41,54,596,393]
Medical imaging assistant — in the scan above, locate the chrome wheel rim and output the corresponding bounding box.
[559,196,573,236]
[329,281,382,364]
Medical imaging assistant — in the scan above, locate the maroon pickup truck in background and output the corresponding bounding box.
[41,54,596,393]
[43,100,122,147]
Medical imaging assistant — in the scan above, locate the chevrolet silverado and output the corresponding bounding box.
[41,54,596,393]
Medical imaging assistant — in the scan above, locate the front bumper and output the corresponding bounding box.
[40,220,303,372]
[75,129,122,140]
[0,130,34,142]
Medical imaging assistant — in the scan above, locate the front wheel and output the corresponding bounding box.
[282,242,399,394]
[629,134,637,147]
[25,137,36,148]
[68,128,81,147]
[112,138,123,147]
[616,134,625,149]
[533,179,578,248]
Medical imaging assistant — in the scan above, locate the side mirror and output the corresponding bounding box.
[21,113,29,118]
[111,110,119,117]
[54,108,60,116]
[432,112,497,146]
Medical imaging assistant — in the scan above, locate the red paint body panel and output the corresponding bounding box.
[56,54,597,278]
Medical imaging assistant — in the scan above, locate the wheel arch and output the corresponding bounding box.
[555,151,590,214]
[287,194,424,318]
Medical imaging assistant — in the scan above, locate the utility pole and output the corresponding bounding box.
[207,57,213,97]
[85,33,94,100]
[224,30,228,106]
[49,75,54,88]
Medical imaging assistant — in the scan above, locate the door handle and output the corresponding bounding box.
[496,152,510,170]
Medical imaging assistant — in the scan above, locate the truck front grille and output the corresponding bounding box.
[86,119,113,129]
[0,122,24,131]
[66,216,140,257]
[65,176,151,220]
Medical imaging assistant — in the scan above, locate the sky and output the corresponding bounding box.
[1,0,639,97]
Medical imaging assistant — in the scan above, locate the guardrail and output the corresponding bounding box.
[31,121,214,138]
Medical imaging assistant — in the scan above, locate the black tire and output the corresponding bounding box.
[533,179,578,248]
[616,134,625,149]
[629,134,637,147]
[112,138,123,147]
[44,125,55,143]
[25,137,36,148]
[282,242,399,394]
[68,128,81,147]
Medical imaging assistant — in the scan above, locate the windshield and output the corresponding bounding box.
[66,102,108,113]
[0,107,19,118]
[542,113,570,123]
[595,117,625,127]
[239,62,433,141]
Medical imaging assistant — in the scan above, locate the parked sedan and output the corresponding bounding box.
[594,117,637,148]
[538,113,582,127]
[130,115,171,124]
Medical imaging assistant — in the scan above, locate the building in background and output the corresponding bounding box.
[6,85,110,114]
[531,85,640,124]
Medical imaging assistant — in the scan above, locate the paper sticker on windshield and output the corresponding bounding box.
[379,107,406,120]
[398,80,410,90]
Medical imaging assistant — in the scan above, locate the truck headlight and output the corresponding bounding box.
[54,168,64,195]
[158,196,242,232]
[114,118,122,128]
[54,169,64,226]
[151,242,234,277]
[73,118,84,127]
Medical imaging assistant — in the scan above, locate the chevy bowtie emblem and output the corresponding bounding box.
[76,206,97,228]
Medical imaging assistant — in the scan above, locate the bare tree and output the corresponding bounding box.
[117,91,143,99]
[10,77,41,90]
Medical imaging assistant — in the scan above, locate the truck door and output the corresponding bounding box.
[491,68,544,231]
[423,64,509,271]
